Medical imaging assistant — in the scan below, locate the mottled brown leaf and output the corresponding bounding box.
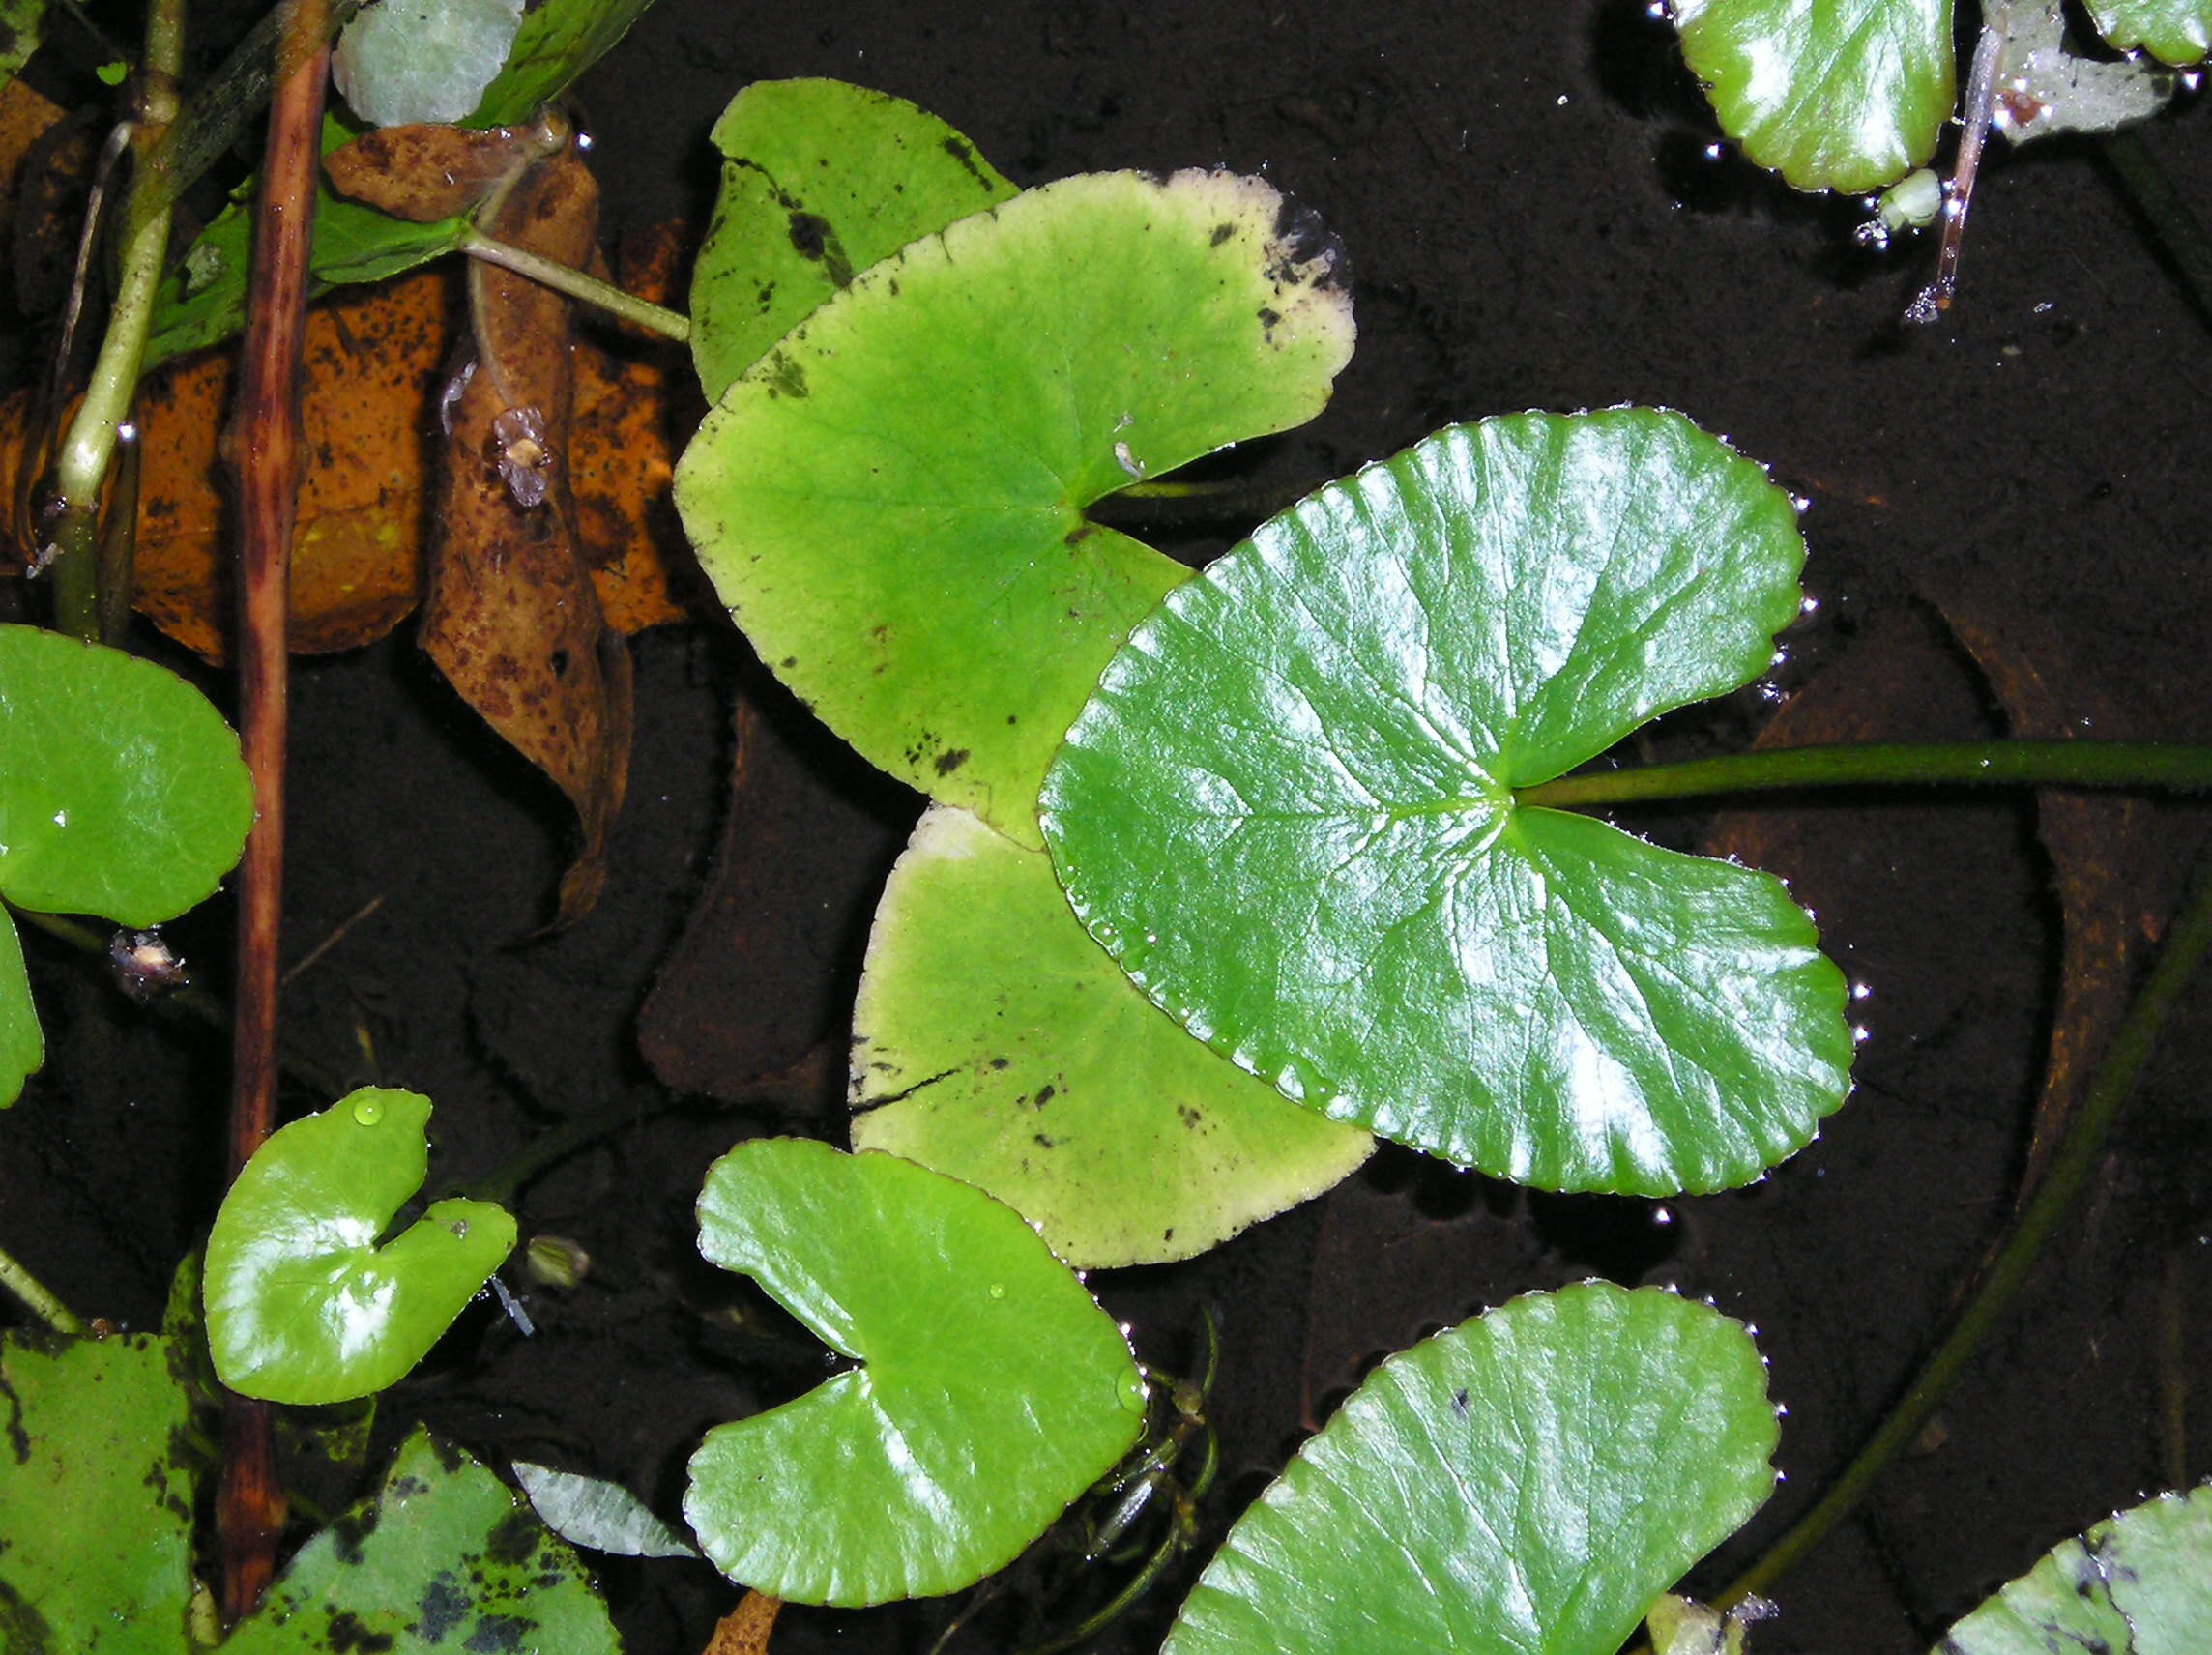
[701,1592,781,1655]
[420,144,629,926]
[323,117,564,221]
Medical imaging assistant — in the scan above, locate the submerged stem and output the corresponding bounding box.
[1515,740,2212,810]
[0,1239,88,1336]
[461,231,690,341]
[1713,835,2212,1609]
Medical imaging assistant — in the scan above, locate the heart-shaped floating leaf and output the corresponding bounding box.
[0,624,251,1105]
[221,1428,621,1655]
[684,1139,1147,1606]
[2086,0,2212,65]
[675,167,1354,847]
[0,624,251,921]
[1674,0,1955,191]
[204,1088,516,1405]
[1936,1482,2212,1655]
[1162,1282,1779,1655]
[851,805,1371,1266]
[689,78,1016,402]
[0,1332,197,1655]
[1042,410,1854,1195]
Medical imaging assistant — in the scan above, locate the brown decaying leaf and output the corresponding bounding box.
[323,117,566,222]
[420,143,629,926]
[638,674,913,1099]
[1919,576,2161,1207]
[701,1592,781,1655]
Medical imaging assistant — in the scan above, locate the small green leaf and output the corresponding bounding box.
[333,0,525,128]
[0,0,43,95]
[675,167,1354,847]
[690,78,1016,402]
[0,624,251,923]
[1163,1283,1779,1655]
[464,0,658,127]
[95,59,128,88]
[222,1428,621,1655]
[0,1332,197,1655]
[0,912,38,1105]
[1042,411,1853,1194]
[684,1139,1147,1606]
[851,805,1371,1266]
[1936,1482,2212,1655]
[513,1461,700,1558]
[204,1088,516,1405]
[2085,0,2212,65]
[1674,0,1955,191]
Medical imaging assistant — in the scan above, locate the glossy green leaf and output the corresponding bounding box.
[463,0,658,127]
[222,1428,621,1655]
[850,805,1371,1266]
[146,0,654,366]
[333,0,525,127]
[690,78,1016,402]
[513,1461,700,1558]
[684,1139,1148,1606]
[0,0,43,97]
[0,625,251,924]
[1163,1283,1779,1655]
[204,1088,516,1405]
[2085,0,2212,65]
[1674,0,1955,191]
[0,911,37,1106]
[0,1333,197,1655]
[675,167,1354,848]
[1936,1483,2212,1655]
[1042,411,1853,1195]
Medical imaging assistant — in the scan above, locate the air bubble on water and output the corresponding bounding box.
[1703,142,1723,160]
[1849,980,1873,1002]
[352,1095,385,1125]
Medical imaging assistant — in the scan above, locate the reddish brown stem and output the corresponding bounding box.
[216,0,330,1624]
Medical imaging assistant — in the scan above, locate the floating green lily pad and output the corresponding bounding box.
[676,166,1354,847]
[204,1088,515,1404]
[222,1429,621,1655]
[0,1333,197,1655]
[1042,411,1853,1194]
[851,805,1370,1266]
[0,624,252,1106]
[1674,0,1954,191]
[1163,1282,1779,1655]
[689,78,1016,402]
[2086,0,2212,65]
[684,1139,1147,1606]
[1936,1482,2212,1655]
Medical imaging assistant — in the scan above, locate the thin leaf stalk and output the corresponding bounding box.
[43,0,183,641]
[1712,834,2212,1610]
[0,1237,88,1336]
[461,229,690,341]
[217,0,333,1623]
[1515,740,2212,811]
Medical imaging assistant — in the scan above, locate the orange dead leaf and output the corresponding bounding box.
[701,1592,781,1655]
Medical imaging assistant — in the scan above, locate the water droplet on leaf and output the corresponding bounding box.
[352,1095,386,1125]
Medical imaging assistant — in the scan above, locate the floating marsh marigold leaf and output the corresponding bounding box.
[2085,0,2212,66]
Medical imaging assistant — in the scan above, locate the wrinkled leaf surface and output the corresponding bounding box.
[1042,411,1853,1193]
[1163,1283,1779,1655]
[1674,0,1955,190]
[204,1088,515,1404]
[334,0,524,128]
[677,167,1353,847]
[684,1139,1147,1605]
[851,805,1370,1266]
[0,1333,196,1655]
[689,77,1015,400]
[1936,1483,2212,1655]
[514,1461,699,1558]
